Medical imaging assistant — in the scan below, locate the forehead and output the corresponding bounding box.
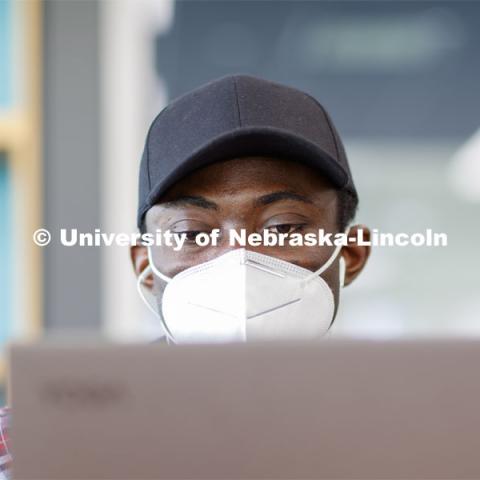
[145,157,339,229]
[160,156,336,199]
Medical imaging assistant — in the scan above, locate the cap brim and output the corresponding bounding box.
[140,126,349,224]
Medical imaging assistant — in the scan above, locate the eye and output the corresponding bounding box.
[169,220,215,245]
[177,230,208,243]
[265,224,305,236]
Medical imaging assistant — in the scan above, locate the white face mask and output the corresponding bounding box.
[138,241,346,344]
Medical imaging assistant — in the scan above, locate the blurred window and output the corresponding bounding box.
[0,155,12,347]
[0,0,13,109]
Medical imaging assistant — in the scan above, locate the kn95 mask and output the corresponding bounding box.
[137,240,346,344]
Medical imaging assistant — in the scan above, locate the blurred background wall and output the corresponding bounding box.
[1,0,480,399]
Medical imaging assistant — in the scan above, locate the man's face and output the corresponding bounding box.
[132,156,370,318]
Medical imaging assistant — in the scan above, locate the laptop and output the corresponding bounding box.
[8,339,480,479]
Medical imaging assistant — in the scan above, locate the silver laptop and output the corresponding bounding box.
[8,339,480,479]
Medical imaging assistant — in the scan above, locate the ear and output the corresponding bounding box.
[341,224,371,287]
[130,245,154,289]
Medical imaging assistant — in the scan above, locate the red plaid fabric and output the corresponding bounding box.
[0,407,11,480]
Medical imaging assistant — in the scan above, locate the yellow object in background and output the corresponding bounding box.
[0,0,43,384]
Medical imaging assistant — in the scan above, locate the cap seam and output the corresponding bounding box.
[144,109,168,194]
[146,139,151,191]
[232,76,243,127]
[304,92,340,161]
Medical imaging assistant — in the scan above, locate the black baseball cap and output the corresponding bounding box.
[138,74,357,229]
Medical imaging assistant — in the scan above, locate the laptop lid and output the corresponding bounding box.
[8,339,480,479]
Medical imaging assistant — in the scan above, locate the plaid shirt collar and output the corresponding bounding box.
[0,407,11,480]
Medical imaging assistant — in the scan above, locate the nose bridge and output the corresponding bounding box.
[221,208,299,257]
[218,219,261,256]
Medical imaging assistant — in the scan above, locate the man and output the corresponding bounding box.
[0,75,370,475]
[131,75,370,342]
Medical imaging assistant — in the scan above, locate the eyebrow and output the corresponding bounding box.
[255,191,313,207]
[161,191,313,211]
[162,195,219,210]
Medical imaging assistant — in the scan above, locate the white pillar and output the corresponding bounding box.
[100,0,174,340]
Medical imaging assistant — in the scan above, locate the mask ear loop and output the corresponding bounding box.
[136,265,159,317]
[147,246,173,283]
[136,263,177,344]
[339,256,346,288]
[303,227,350,284]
